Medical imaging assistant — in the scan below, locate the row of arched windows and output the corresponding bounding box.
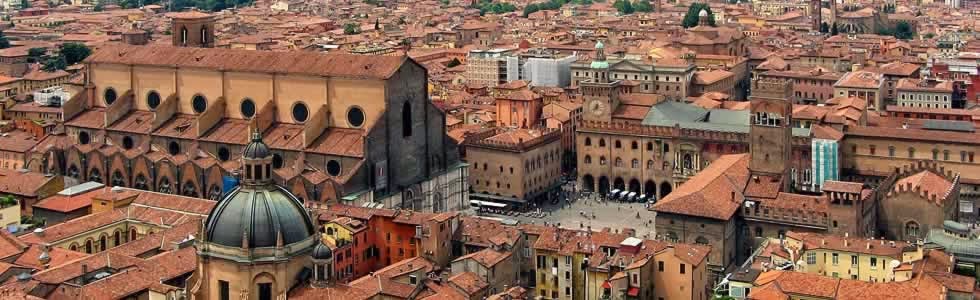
[67,228,146,254]
[584,137,669,152]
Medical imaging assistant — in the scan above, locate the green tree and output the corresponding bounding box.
[42,56,66,72]
[0,32,9,49]
[343,23,359,35]
[923,33,935,39]
[94,0,104,11]
[893,21,914,40]
[447,58,461,68]
[523,3,539,16]
[19,0,30,8]
[0,195,15,208]
[613,0,633,14]
[634,0,652,12]
[682,3,715,28]
[60,43,91,65]
[374,19,380,30]
[831,22,839,35]
[27,47,46,63]
[820,22,829,33]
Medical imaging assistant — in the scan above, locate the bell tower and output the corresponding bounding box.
[169,10,216,48]
[748,78,794,188]
[582,40,622,122]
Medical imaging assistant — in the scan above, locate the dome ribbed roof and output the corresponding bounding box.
[242,131,271,159]
[204,185,315,248]
[312,240,333,259]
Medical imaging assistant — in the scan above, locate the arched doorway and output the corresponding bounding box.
[660,182,673,199]
[613,177,625,190]
[582,175,595,192]
[644,180,656,198]
[628,179,640,193]
[598,176,610,195]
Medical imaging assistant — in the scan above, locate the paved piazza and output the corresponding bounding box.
[467,192,659,239]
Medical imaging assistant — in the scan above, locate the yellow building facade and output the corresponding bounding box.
[785,231,923,283]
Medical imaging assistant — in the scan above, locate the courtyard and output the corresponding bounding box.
[467,191,659,239]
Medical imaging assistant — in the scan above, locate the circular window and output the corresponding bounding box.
[122,136,134,150]
[240,98,256,118]
[326,160,341,176]
[192,95,207,114]
[272,153,284,169]
[78,131,90,145]
[104,88,117,106]
[292,102,309,123]
[217,147,230,161]
[347,106,365,128]
[168,141,181,156]
[146,91,161,109]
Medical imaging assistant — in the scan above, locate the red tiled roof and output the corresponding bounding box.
[893,170,955,204]
[652,154,750,220]
[448,271,488,295]
[0,169,58,198]
[13,244,87,270]
[86,45,409,80]
[305,128,365,158]
[32,190,97,213]
[65,108,105,129]
[0,231,27,260]
[453,248,511,268]
[822,180,864,194]
[787,231,911,259]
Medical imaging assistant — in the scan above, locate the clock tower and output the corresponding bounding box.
[748,78,794,190]
[582,40,622,122]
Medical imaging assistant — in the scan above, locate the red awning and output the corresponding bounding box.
[601,281,611,289]
[627,287,640,297]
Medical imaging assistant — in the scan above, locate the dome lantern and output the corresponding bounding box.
[241,130,273,186]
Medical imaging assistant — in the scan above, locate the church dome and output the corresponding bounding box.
[312,240,333,260]
[242,131,271,159]
[202,131,315,249]
[204,185,316,248]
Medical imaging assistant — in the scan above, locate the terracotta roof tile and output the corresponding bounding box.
[305,128,365,158]
[0,169,58,198]
[65,108,105,129]
[822,180,864,194]
[32,190,98,213]
[652,154,750,220]
[85,45,408,80]
[448,271,488,295]
[893,170,955,204]
[107,111,154,134]
[453,248,511,268]
[200,118,251,145]
[787,231,911,259]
